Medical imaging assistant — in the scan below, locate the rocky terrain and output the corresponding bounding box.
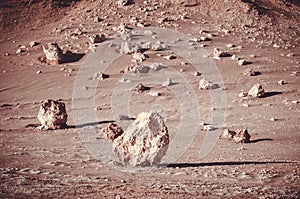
[0,0,299,198]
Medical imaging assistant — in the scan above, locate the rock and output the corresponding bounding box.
[203,125,214,131]
[243,68,256,76]
[132,52,147,63]
[162,78,173,87]
[278,80,285,85]
[116,114,132,122]
[213,48,230,58]
[226,43,234,48]
[248,83,265,97]
[148,63,163,71]
[221,129,251,143]
[89,34,106,44]
[92,72,109,81]
[194,71,201,76]
[133,83,150,92]
[239,92,248,97]
[36,70,42,74]
[221,129,236,140]
[149,91,161,96]
[16,48,23,54]
[30,41,39,47]
[121,64,150,74]
[42,43,64,64]
[238,59,248,66]
[113,111,169,166]
[232,129,251,143]
[164,54,176,60]
[37,99,68,130]
[117,0,132,6]
[199,78,212,89]
[101,123,124,141]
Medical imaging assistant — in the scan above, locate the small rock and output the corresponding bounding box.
[42,43,64,64]
[116,114,132,121]
[164,54,176,60]
[270,117,277,121]
[132,52,147,63]
[221,128,251,143]
[203,125,214,131]
[148,63,163,71]
[232,129,251,143]
[117,0,132,6]
[37,99,68,130]
[238,59,248,66]
[149,91,161,96]
[134,83,149,92]
[194,71,201,76]
[162,78,173,87]
[113,111,169,166]
[239,92,248,97]
[92,72,109,81]
[101,123,124,141]
[30,41,39,47]
[286,53,295,57]
[199,78,212,89]
[278,80,285,85]
[122,64,150,74]
[89,34,105,44]
[213,48,230,58]
[221,129,236,140]
[247,83,265,97]
[243,68,256,76]
[16,48,23,54]
[226,44,234,48]
[36,70,42,74]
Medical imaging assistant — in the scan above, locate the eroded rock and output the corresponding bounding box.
[248,83,265,97]
[101,123,124,141]
[37,99,68,130]
[243,68,256,76]
[199,78,213,89]
[89,34,106,44]
[213,48,230,58]
[221,128,251,143]
[113,111,169,166]
[42,43,64,64]
[121,64,150,74]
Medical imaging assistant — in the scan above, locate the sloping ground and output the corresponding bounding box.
[1,0,299,48]
[0,0,79,39]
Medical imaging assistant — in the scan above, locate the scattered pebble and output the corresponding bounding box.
[278,80,285,85]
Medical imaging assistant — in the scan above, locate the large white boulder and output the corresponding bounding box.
[113,111,169,167]
[37,99,68,130]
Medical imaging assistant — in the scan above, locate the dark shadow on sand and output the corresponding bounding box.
[68,120,115,129]
[164,161,295,168]
[249,138,273,143]
[62,51,85,64]
[260,91,282,98]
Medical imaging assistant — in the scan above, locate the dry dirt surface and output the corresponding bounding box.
[0,0,300,198]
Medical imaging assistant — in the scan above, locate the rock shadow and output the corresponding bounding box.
[249,138,273,143]
[165,161,295,168]
[62,51,85,64]
[260,91,282,98]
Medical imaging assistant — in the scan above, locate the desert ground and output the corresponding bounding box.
[0,0,299,198]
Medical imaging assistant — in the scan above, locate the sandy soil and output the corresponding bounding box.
[0,0,299,198]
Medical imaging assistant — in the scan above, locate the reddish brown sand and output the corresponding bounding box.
[0,0,299,198]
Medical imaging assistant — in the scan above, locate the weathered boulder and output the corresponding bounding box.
[199,78,212,89]
[37,99,68,130]
[42,43,64,64]
[221,128,251,143]
[102,123,124,141]
[248,83,265,97]
[232,129,251,143]
[113,111,169,166]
